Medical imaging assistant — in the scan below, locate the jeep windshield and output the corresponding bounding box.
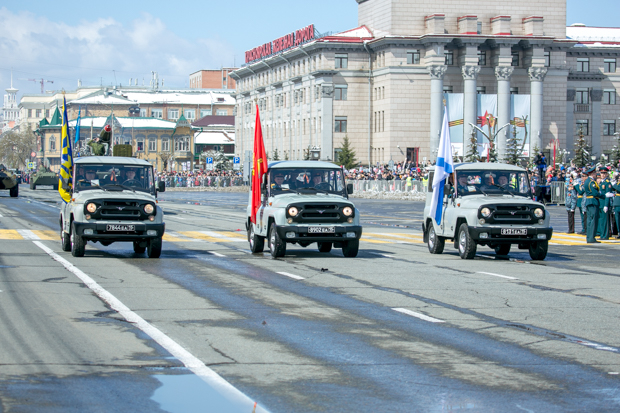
[455,170,532,197]
[269,168,347,196]
[73,164,156,195]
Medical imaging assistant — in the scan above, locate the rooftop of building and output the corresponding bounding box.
[566,25,620,47]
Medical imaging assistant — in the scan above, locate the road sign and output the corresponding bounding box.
[31,152,36,158]
[27,162,34,170]
[233,156,240,171]
[205,157,214,171]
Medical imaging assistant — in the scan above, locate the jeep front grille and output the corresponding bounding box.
[99,200,144,221]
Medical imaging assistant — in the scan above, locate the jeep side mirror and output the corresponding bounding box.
[347,183,353,194]
[444,183,451,196]
[158,181,166,193]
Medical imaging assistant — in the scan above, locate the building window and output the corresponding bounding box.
[175,136,189,152]
[510,87,519,95]
[444,50,454,66]
[603,121,616,136]
[168,109,179,120]
[140,109,147,117]
[544,51,551,67]
[217,109,228,116]
[28,109,32,117]
[335,53,348,69]
[577,58,589,72]
[407,50,420,65]
[136,138,144,152]
[49,136,56,151]
[148,137,156,152]
[151,109,163,119]
[477,21,482,34]
[603,90,616,105]
[511,51,520,67]
[36,109,42,117]
[334,116,347,133]
[604,59,617,73]
[576,120,589,135]
[575,89,589,104]
[185,109,195,120]
[161,137,170,152]
[476,86,486,94]
[478,51,486,66]
[200,109,212,117]
[335,85,348,101]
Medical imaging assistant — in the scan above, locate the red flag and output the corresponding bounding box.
[251,105,268,224]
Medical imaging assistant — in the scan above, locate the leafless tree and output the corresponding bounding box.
[0,125,37,169]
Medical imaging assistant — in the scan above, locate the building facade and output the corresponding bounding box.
[189,69,238,90]
[231,0,619,166]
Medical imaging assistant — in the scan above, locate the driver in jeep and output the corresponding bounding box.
[123,167,143,188]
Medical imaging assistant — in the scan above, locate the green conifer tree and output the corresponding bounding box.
[464,129,480,163]
[573,127,590,168]
[336,135,357,170]
[272,148,280,161]
[505,127,521,165]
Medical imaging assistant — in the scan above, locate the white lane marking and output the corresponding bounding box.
[609,372,619,375]
[0,212,3,217]
[392,308,445,323]
[477,271,518,280]
[370,252,395,258]
[208,251,226,257]
[277,272,305,280]
[16,229,39,240]
[33,241,267,413]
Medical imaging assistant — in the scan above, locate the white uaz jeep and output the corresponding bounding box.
[246,161,362,258]
[60,156,166,258]
[422,163,553,260]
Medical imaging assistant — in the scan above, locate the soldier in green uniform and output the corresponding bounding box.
[574,172,587,235]
[584,166,602,243]
[597,167,612,240]
[87,124,112,156]
[612,176,620,239]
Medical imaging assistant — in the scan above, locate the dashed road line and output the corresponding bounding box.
[277,272,305,280]
[477,271,518,280]
[392,308,445,323]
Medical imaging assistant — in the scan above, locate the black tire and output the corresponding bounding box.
[70,222,85,257]
[318,242,332,253]
[133,242,146,254]
[31,183,36,190]
[494,244,511,255]
[248,222,264,253]
[427,224,445,254]
[457,223,477,259]
[528,240,548,260]
[60,222,71,252]
[269,222,286,258]
[9,185,18,197]
[147,237,162,258]
[53,184,58,190]
[342,239,359,257]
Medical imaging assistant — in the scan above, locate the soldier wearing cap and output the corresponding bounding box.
[270,171,286,190]
[574,171,588,235]
[597,167,613,240]
[612,174,620,239]
[584,166,602,243]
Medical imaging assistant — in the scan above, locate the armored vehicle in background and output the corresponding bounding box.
[30,167,58,190]
[0,166,19,197]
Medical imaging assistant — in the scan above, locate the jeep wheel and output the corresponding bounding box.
[528,240,548,261]
[318,242,332,253]
[342,239,359,257]
[30,183,36,190]
[70,222,85,257]
[60,224,71,252]
[147,237,162,258]
[248,223,264,253]
[457,223,477,259]
[269,223,286,258]
[133,242,146,254]
[427,224,444,254]
[9,185,18,197]
[494,244,511,256]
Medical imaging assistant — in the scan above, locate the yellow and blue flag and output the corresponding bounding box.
[58,96,73,203]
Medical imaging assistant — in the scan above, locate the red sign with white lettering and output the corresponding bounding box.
[245,24,315,64]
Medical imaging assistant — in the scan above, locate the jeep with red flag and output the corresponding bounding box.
[246,161,362,258]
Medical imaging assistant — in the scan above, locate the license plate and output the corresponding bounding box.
[106,224,135,232]
[308,226,335,234]
[501,228,527,235]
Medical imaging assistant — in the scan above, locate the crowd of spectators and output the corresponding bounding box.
[156,169,244,188]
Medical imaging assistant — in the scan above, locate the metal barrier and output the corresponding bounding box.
[550,181,567,205]
[349,180,427,193]
[162,176,246,188]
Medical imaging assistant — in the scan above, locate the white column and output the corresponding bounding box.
[495,66,513,162]
[428,65,447,161]
[528,67,547,151]
[591,89,603,157]
[320,84,334,161]
[462,65,480,148]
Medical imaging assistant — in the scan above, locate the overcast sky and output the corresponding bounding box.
[0,0,616,99]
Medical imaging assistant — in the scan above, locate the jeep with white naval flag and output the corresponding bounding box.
[59,156,166,258]
[422,163,553,260]
[246,161,362,258]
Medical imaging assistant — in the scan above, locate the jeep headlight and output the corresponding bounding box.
[342,206,353,217]
[480,207,491,218]
[144,204,154,214]
[288,206,299,217]
[86,203,97,213]
[534,208,544,218]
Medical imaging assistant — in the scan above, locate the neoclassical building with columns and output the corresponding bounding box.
[231,0,619,165]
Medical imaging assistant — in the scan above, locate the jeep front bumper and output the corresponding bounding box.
[468,226,553,243]
[73,221,165,241]
[275,225,362,242]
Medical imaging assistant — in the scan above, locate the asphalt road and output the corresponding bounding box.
[0,184,619,412]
